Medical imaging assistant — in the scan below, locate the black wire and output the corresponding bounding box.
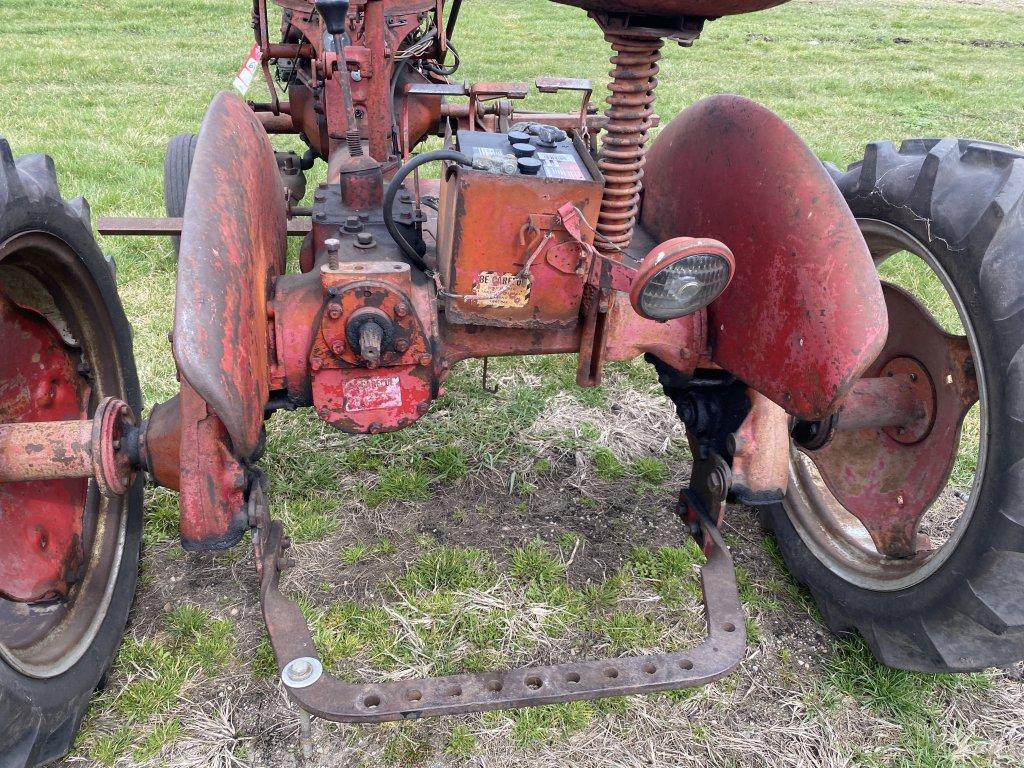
[383,149,472,271]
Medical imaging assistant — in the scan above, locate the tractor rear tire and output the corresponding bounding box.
[163,132,197,256]
[760,139,1024,672]
[0,139,143,767]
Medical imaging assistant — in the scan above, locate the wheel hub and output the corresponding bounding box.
[800,283,979,559]
[0,287,91,603]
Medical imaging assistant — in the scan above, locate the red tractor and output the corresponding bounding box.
[2,0,1023,763]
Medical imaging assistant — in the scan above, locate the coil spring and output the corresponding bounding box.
[596,33,664,253]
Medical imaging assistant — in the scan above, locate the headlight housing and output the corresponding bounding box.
[629,237,735,321]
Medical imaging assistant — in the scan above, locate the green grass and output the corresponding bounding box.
[4,0,1022,764]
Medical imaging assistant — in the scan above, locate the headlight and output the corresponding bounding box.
[629,237,735,321]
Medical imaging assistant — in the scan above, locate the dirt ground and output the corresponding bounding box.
[64,369,1024,767]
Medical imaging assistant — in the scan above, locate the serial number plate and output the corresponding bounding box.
[344,376,403,412]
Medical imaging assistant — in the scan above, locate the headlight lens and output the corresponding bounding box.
[630,238,735,321]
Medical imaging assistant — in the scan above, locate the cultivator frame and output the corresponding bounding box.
[3,0,988,743]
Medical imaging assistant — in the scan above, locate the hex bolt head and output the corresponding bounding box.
[343,216,362,233]
[281,656,323,689]
[355,232,375,249]
[287,659,313,682]
[327,303,343,320]
[325,237,341,270]
[331,340,346,356]
[395,339,410,353]
[394,303,409,317]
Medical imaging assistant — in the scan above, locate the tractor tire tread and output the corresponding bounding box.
[164,132,198,255]
[0,138,141,768]
[756,138,1024,672]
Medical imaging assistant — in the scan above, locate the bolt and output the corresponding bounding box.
[368,423,382,435]
[311,358,322,371]
[398,190,412,203]
[327,303,343,320]
[331,340,345,355]
[343,215,362,233]
[419,354,433,367]
[314,211,326,221]
[395,339,410,353]
[707,471,726,496]
[286,659,314,682]
[394,303,409,317]
[355,232,375,249]
[277,553,296,571]
[325,237,341,270]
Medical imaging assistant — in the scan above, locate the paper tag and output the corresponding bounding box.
[537,152,585,181]
[472,271,532,308]
[233,44,262,95]
[344,376,403,412]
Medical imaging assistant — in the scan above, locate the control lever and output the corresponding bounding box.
[314,0,350,39]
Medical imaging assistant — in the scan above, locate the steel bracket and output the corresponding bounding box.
[251,478,745,723]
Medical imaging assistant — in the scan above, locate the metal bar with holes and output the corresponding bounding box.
[251,483,745,722]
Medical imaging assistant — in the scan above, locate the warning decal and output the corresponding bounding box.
[233,44,262,95]
[344,376,403,412]
[472,271,532,308]
[536,152,586,181]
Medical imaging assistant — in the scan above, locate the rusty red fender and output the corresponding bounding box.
[173,91,288,459]
[642,95,887,421]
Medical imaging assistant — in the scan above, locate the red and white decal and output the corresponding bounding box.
[344,376,403,412]
[233,44,262,95]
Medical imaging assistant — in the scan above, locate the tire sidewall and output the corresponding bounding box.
[0,197,143,746]
[767,179,1024,621]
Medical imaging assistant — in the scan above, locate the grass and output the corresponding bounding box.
[3,0,1022,765]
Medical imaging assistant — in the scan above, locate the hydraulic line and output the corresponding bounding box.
[383,148,472,272]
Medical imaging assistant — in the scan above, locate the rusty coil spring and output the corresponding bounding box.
[596,33,664,253]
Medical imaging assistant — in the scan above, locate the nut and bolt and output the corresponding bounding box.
[282,656,323,689]
[394,339,410,353]
[325,237,341,270]
[398,190,412,203]
[355,232,376,249]
[277,553,296,571]
[327,303,343,320]
[331,340,346,355]
[394,303,409,317]
[707,470,727,497]
[286,659,314,682]
[343,216,362,233]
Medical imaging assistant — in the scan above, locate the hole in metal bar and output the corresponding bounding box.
[448,685,462,697]
[723,622,736,633]
[679,659,693,670]
[525,675,542,690]
[406,689,422,702]
[602,667,618,679]
[565,672,580,683]
[364,695,381,708]
[642,662,656,675]
[486,680,502,692]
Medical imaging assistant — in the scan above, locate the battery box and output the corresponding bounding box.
[436,127,604,329]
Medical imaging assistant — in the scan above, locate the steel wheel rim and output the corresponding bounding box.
[783,218,988,591]
[0,231,129,678]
